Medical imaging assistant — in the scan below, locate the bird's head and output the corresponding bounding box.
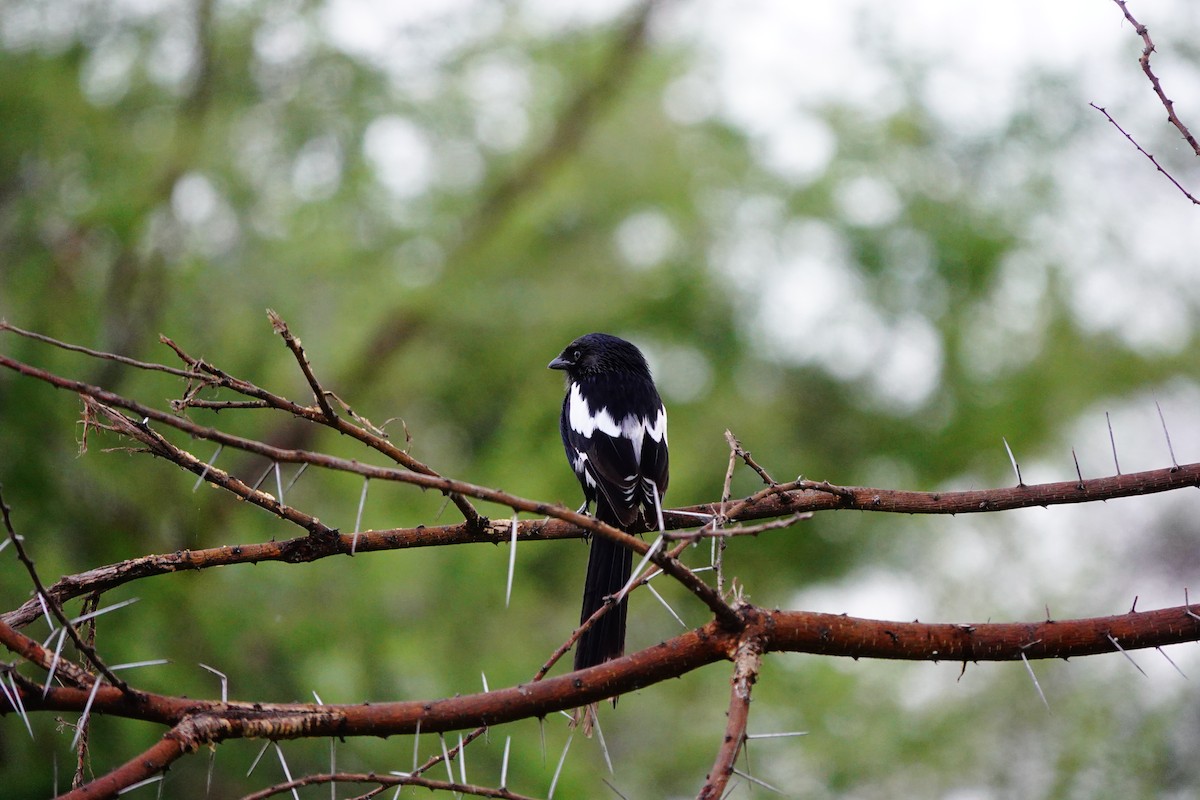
[548,333,651,379]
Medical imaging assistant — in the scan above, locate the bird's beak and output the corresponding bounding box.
[548,355,570,371]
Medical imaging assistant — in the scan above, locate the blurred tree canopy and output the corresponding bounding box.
[2,1,1200,797]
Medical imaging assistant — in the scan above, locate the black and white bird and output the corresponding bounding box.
[549,333,669,672]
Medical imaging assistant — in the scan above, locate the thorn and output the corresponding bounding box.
[71,677,104,750]
[600,778,631,800]
[1106,412,1121,475]
[273,743,301,800]
[731,767,783,793]
[284,462,309,493]
[193,445,223,491]
[247,740,271,776]
[351,477,370,555]
[481,672,489,693]
[274,462,285,506]
[1130,595,1139,613]
[458,733,467,784]
[617,535,664,602]
[1185,588,1200,622]
[199,663,229,704]
[109,659,170,671]
[1106,633,1147,677]
[1045,604,1053,622]
[1019,651,1051,711]
[1071,448,1084,489]
[1002,437,1024,487]
[118,776,164,795]
[651,483,665,533]
[592,710,614,774]
[412,718,422,773]
[744,731,809,739]
[250,463,274,492]
[70,596,140,625]
[439,734,454,785]
[506,513,519,607]
[1157,646,1187,679]
[44,628,67,699]
[0,672,33,738]
[329,734,336,800]
[35,593,56,635]
[548,730,574,799]
[500,735,511,789]
[645,582,687,628]
[207,747,216,799]
[1155,401,1180,469]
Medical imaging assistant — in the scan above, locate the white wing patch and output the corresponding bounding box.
[568,384,667,468]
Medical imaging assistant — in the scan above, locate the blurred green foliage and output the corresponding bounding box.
[2,2,1200,797]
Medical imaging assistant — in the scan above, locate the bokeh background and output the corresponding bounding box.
[3,0,1200,796]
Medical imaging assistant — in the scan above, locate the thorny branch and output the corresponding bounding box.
[5,321,1200,799]
[1111,0,1200,156]
[1101,0,1200,204]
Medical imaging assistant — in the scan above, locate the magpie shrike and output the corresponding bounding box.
[549,333,669,671]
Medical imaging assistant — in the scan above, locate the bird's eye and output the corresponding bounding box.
[572,349,581,361]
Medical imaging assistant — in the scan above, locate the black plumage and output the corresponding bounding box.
[549,333,669,671]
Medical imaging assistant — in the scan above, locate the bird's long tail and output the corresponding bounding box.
[574,532,633,671]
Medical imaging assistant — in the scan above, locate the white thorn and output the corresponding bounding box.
[745,731,809,739]
[731,766,782,793]
[1002,437,1023,486]
[1157,646,1187,679]
[273,743,301,800]
[71,677,104,750]
[110,659,169,671]
[351,477,370,555]
[505,513,518,607]
[1106,633,1147,677]
[246,740,270,776]
[117,775,164,795]
[617,535,663,602]
[458,733,467,785]
[439,734,453,785]
[70,597,140,625]
[592,709,614,774]
[0,673,33,738]
[645,583,686,628]
[43,627,68,699]
[194,445,223,491]
[500,735,511,788]
[548,730,575,799]
[199,663,229,704]
[1019,652,1050,711]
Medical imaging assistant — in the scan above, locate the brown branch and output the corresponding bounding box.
[0,489,125,691]
[4,319,482,526]
[240,772,539,800]
[0,616,93,688]
[15,603,1200,736]
[5,452,1200,630]
[1090,103,1200,205]
[57,717,217,800]
[697,631,762,800]
[8,600,1198,795]
[1112,0,1200,156]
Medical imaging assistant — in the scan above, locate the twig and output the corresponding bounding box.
[1089,103,1200,205]
[0,490,126,690]
[696,635,763,800]
[1111,0,1200,155]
